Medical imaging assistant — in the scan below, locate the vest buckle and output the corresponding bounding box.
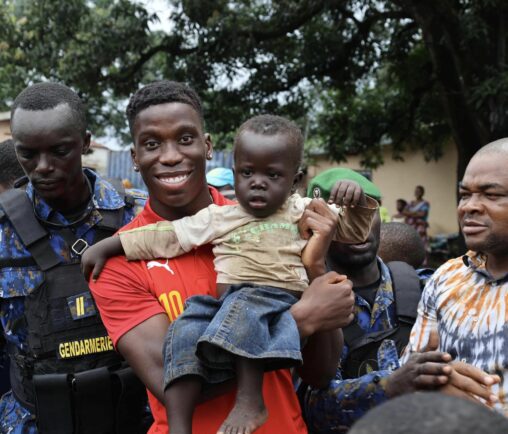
[71,239,89,255]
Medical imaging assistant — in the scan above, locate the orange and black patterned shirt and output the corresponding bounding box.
[403,251,508,414]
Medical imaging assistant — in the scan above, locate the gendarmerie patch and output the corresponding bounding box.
[57,335,114,359]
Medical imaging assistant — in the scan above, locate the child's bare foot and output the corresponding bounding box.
[217,396,268,434]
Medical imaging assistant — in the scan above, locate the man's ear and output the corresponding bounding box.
[204,133,214,160]
[130,147,139,171]
[82,131,92,155]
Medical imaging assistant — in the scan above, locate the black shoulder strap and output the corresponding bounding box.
[342,321,365,349]
[387,261,422,324]
[0,189,60,271]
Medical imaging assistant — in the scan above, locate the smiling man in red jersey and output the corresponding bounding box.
[89,80,357,434]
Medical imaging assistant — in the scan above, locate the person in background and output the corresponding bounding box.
[0,138,25,397]
[0,139,25,193]
[348,392,508,434]
[391,198,407,223]
[300,169,454,433]
[378,222,425,269]
[0,82,148,434]
[206,167,236,200]
[403,186,430,258]
[378,222,434,282]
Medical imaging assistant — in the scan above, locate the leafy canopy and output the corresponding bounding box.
[1,0,507,176]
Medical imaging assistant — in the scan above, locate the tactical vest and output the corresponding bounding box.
[341,261,424,379]
[0,186,148,434]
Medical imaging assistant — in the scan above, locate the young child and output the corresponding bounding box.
[391,198,408,223]
[82,115,378,434]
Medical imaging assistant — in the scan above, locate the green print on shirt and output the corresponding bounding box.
[227,222,299,244]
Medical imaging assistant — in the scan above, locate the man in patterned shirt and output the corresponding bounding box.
[403,139,508,414]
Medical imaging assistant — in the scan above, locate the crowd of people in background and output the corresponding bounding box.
[390,186,431,264]
[0,79,507,434]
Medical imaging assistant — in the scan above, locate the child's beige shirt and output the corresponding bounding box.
[119,194,378,292]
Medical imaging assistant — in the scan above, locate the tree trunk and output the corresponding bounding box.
[396,0,487,183]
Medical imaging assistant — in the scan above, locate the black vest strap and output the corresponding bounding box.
[0,189,61,271]
[387,261,422,324]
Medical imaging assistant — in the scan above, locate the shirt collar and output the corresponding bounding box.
[352,258,395,328]
[462,250,508,283]
[354,259,394,308]
[371,259,395,306]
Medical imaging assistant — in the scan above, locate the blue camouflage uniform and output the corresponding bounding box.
[0,169,146,434]
[301,259,414,433]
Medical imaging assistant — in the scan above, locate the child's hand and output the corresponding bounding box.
[328,180,367,207]
[81,236,124,282]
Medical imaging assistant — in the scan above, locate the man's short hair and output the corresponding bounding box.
[0,139,25,188]
[349,392,508,434]
[379,222,425,268]
[234,114,304,170]
[126,80,204,132]
[11,82,87,136]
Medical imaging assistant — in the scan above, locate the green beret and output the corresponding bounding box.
[307,168,382,200]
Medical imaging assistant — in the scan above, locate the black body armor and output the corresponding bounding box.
[0,187,148,434]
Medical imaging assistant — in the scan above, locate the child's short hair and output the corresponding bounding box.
[0,139,25,188]
[11,82,87,136]
[126,80,204,132]
[234,115,304,170]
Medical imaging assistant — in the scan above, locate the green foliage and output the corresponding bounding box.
[0,0,156,137]
[1,0,507,175]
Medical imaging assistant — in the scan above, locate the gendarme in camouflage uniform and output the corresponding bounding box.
[0,169,146,434]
